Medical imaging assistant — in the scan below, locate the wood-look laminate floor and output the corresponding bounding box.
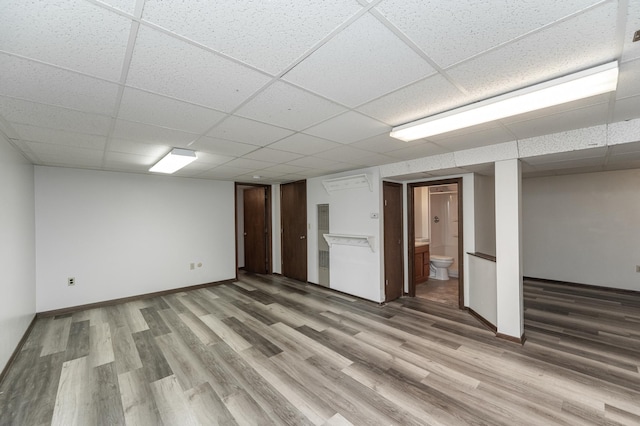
[1,273,639,425]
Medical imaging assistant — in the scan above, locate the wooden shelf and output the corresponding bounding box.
[323,233,375,252]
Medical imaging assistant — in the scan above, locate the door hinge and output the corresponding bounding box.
[384,199,387,207]
[385,279,388,286]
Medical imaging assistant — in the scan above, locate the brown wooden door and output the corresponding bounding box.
[281,180,307,282]
[384,181,404,302]
[244,187,267,274]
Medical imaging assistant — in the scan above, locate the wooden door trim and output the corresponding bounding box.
[235,182,272,278]
[407,177,464,309]
[383,181,404,302]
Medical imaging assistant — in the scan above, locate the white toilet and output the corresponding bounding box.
[430,255,454,280]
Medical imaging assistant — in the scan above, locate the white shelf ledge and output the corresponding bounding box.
[322,174,372,193]
[323,233,375,252]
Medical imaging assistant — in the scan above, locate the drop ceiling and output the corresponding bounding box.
[1,0,639,183]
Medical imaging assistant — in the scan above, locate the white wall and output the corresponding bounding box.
[523,168,640,291]
[0,137,36,372]
[474,174,496,256]
[35,167,236,312]
[468,256,497,326]
[307,168,383,302]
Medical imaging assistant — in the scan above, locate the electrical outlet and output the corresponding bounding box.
[68,277,75,286]
[636,265,640,273]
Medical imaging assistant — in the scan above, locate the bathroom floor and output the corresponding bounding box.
[416,277,459,308]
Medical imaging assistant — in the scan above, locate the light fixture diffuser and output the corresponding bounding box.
[390,61,619,142]
[149,148,197,174]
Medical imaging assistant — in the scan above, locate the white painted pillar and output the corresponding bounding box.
[494,159,523,340]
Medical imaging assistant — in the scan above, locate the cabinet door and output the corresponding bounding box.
[414,253,423,279]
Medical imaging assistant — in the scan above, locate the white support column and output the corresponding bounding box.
[494,159,523,341]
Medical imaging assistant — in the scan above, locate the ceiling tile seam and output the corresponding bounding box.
[277,0,383,80]
[82,0,138,20]
[102,19,143,168]
[0,50,125,86]
[8,138,43,165]
[444,0,615,71]
[366,7,468,96]
[137,20,274,79]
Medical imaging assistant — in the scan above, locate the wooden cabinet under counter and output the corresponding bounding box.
[414,243,430,283]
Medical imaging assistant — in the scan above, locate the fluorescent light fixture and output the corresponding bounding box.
[149,148,197,174]
[390,61,619,142]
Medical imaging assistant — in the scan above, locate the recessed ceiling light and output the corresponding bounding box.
[149,148,197,174]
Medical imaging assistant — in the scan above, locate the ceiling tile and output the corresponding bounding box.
[621,0,640,62]
[349,132,423,153]
[0,96,111,135]
[117,88,226,133]
[356,74,468,126]
[428,125,516,152]
[243,148,302,164]
[104,151,157,172]
[192,152,235,166]
[385,142,451,161]
[190,137,258,157]
[285,155,352,170]
[207,116,294,147]
[141,0,361,75]
[313,145,376,164]
[126,25,271,111]
[375,0,603,68]
[236,82,346,131]
[0,54,120,115]
[25,141,104,167]
[0,0,130,80]
[503,101,610,140]
[112,119,199,145]
[303,111,389,144]
[267,133,340,155]
[448,3,618,99]
[197,166,253,179]
[108,138,170,157]
[95,0,136,15]
[284,13,433,106]
[11,123,106,150]
[612,95,640,122]
[260,164,309,175]
[223,158,276,170]
[616,58,640,100]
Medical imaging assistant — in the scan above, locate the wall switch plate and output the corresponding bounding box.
[68,277,75,286]
[190,263,195,270]
[370,212,379,219]
[636,265,640,273]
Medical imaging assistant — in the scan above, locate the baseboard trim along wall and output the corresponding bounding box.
[0,314,38,386]
[467,307,497,333]
[37,279,234,318]
[524,276,640,295]
[496,332,526,345]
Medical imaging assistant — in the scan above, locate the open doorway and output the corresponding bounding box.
[408,178,464,308]
[235,183,272,277]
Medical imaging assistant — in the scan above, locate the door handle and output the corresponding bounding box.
[244,232,247,236]
[300,235,306,239]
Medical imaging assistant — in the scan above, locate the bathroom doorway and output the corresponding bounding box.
[408,178,463,308]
